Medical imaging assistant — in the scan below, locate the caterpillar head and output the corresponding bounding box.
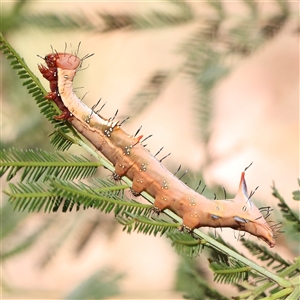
[44,53,81,70]
[233,172,276,247]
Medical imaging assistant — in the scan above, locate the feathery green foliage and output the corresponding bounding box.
[116,213,178,236]
[241,239,299,275]
[3,178,152,215]
[51,179,150,215]
[4,181,63,213]
[167,232,206,258]
[272,182,300,232]
[0,33,59,126]
[293,179,300,200]
[0,148,100,182]
[209,257,250,284]
[48,129,75,151]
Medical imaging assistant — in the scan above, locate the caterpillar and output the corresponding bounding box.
[38,49,276,248]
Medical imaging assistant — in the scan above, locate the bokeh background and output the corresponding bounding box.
[1,1,299,299]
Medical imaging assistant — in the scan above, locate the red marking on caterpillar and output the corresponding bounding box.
[39,49,276,248]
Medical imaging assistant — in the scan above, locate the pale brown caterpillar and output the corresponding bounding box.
[39,50,276,248]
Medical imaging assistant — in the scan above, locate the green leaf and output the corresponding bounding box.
[167,232,207,258]
[48,129,75,151]
[0,148,100,182]
[209,258,250,284]
[116,213,178,236]
[1,34,56,123]
[50,179,151,216]
[4,179,136,214]
[272,182,300,232]
[241,239,299,275]
[4,181,62,213]
[292,190,300,200]
[292,180,300,200]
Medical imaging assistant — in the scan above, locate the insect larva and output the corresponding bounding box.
[39,50,276,247]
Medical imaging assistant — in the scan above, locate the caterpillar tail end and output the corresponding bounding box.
[235,172,276,248]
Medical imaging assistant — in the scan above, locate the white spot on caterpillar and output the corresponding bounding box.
[104,127,113,137]
[123,145,132,155]
[139,162,149,172]
[188,197,196,206]
[161,180,169,190]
